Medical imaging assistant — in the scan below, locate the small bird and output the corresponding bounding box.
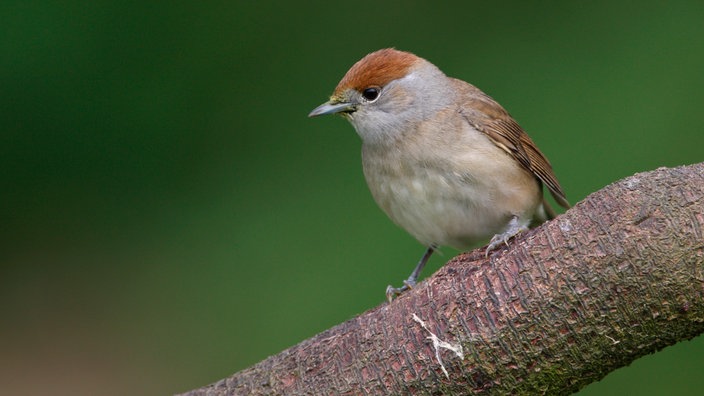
[309,48,569,301]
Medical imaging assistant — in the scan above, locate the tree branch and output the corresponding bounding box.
[180,163,704,395]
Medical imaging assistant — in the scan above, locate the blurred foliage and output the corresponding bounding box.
[1,1,703,395]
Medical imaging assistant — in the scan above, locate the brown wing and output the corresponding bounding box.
[457,81,570,209]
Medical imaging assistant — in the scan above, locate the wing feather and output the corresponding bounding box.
[456,80,570,209]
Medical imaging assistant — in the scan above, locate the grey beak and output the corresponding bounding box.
[308,101,356,117]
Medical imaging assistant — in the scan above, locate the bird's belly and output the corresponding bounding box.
[364,165,539,250]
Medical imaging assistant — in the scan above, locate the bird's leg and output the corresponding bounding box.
[385,244,437,302]
[485,215,528,256]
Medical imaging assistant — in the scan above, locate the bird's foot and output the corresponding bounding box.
[385,279,417,303]
[485,216,529,256]
[385,245,436,302]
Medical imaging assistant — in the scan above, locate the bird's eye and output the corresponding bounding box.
[362,87,380,102]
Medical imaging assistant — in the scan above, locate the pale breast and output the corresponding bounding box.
[361,121,542,250]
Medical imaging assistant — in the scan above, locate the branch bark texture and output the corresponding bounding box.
[182,163,704,395]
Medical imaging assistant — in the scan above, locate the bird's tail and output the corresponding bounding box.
[542,197,558,220]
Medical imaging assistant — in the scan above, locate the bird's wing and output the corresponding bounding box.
[458,82,570,209]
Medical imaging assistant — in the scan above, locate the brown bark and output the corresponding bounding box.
[180,163,704,395]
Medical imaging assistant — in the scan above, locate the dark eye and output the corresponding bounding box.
[362,87,380,101]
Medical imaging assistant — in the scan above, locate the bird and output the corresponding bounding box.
[308,48,569,301]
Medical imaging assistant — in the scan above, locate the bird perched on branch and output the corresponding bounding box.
[309,49,569,301]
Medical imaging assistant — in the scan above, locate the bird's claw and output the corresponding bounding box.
[485,216,529,257]
[485,234,511,256]
[385,279,417,302]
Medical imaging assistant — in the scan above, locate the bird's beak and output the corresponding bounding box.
[308,100,356,117]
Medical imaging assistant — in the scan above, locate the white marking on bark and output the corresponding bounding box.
[605,334,620,344]
[412,313,464,379]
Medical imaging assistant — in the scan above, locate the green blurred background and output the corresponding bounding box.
[2,1,703,395]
